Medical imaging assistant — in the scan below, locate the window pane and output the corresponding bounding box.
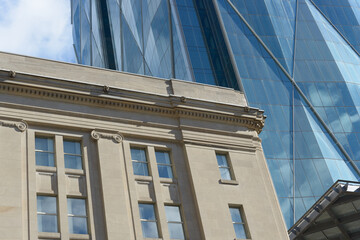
[38,215,58,233]
[36,137,54,152]
[216,154,228,167]
[165,206,182,222]
[141,221,159,238]
[36,152,55,167]
[168,223,185,239]
[68,216,88,234]
[37,196,57,214]
[219,167,232,180]
[155,151,171,164]
[63,141,81,155]
[131,148,147,162]
[132,162,149,176]
[229,208,243,223]
[158,165,173,178]
[64,155,83,169]
[139,204,156,220]
[234,223,247,239]
[67,198,86,216]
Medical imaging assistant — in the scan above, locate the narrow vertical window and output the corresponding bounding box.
[63,140,83,169]
[37,196,58,232]
[155,150,173,178]
[67,198,88,234]
[229,207,249,239]
[165,206,185,240]
[131,148,149,176]
[35,137,55,167]
[216,153,233,180]
[138,203,159,238]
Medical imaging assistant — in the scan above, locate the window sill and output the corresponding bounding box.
[36,166,56,173]
[219,179,239,185]
[38,232,60,239]
[70,233,90,239]
[160,178,177,184]
[135,175,153,182]
[65,168,85,175]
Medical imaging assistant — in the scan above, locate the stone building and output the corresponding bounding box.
[0,52,288,239]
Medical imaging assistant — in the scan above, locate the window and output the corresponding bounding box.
[35,137,55,167]
[138,203,159,238]
[37,196,58,232]
[165,206,185,240]
[67,198,88,234]
[155,150,173,178]
[64,140,83,169]
[216,153,233,180]
[229,207,249,239]
[131,148,149,176]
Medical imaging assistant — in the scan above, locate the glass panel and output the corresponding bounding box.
[229,207,243,223]
[219,167,232,180]
[131,148,147,162]
[233,223,247,239]
[132,162,149,176]
[64,155,83,169]
[168,223,185,239]
[140,221,159,238]
[68,216,88,234]
[36,152,55,167]
[38,215,58,233]
[165,206,182,222]
[63,141,81,155]
[155,151,171,164]
[139,204,156,220]
[67,198,86,216]
[37,196,57,214]
[158,165,173,178]
[216,154,229,167]
[36,137,54,152]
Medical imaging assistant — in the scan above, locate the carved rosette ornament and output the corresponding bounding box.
[91,130,123,143]
[0,120,28,132]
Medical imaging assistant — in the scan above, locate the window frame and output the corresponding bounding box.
[35,136,56,167]
[164,205,186,240]
[155,149,174,179]
[130,147,150,176]
[138,203,160,238]
[229,206,250,239]
[67,197,89,235]
[37,195,59,233]
[216,152,235,181]
[63,139,83,170]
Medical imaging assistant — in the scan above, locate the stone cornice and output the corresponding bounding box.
[91,130,123,143]
[0,79,265,133]
[0,119,28,132]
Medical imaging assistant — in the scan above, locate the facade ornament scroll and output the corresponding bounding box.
[91,130,123,143]
[0,119,28,132]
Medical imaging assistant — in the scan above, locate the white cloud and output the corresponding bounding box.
[0,0,76,63]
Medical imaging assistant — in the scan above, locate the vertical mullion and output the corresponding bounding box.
[55,135,69,240]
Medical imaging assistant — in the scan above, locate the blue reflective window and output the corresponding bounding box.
[165,206,185,239]
[216,153,233,180]
[67,198,88,234]
[131,148,149,176]
[35,137,55,167]
[64,140,83,169]
[37,196,58,233]
[155,150,173,179]
[229,207,249,239]
[139,203,159,238]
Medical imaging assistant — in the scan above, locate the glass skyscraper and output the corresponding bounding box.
[71,0,360,228]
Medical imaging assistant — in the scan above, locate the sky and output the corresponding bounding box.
[0,0,76,63]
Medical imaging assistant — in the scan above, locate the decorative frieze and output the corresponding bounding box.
[91,130,123,143]
[0,119,28,132]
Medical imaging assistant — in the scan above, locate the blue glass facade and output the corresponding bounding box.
[72,0,360,228]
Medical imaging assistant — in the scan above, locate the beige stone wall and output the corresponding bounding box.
[0,52,288,240]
